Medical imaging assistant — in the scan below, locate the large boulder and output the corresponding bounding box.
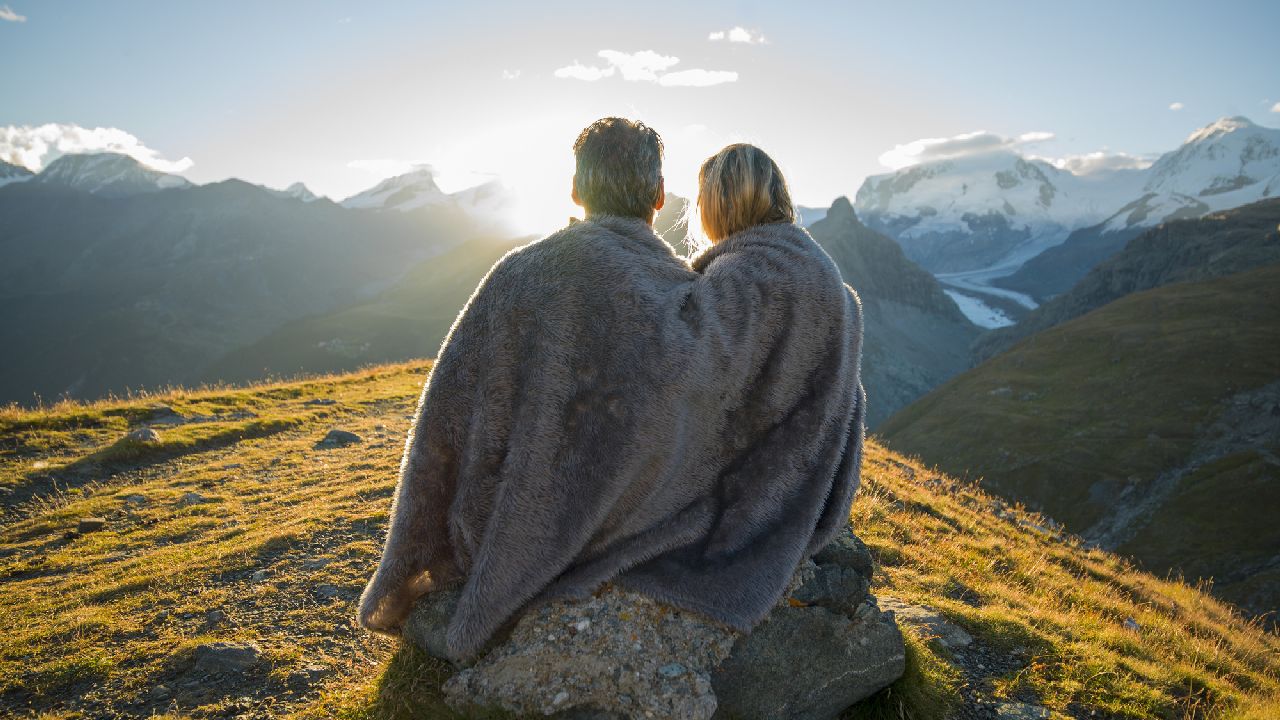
[405,528,904,719]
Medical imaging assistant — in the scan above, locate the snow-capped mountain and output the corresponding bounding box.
[269,182,321,203]
[34,152,191,197]
[854,116,1280,276]
[341,167,450,211]
[0,159,34,188]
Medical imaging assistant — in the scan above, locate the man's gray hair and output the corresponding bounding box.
[573,117,664,220]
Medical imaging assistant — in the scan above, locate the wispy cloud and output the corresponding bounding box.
[1169,101,1185,111]
[553,60,616,82]
[878,130,1055,169]
[1039,151,1153,175]
[0,124,192,172]
[0,4,26,22]
[658,69,739,87]
[597,50,679,82]
[554,50,737,88]
[501,69,521,80]
[709,26,766,44]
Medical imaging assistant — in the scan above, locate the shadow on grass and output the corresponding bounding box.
[6,417,305,514]
[363,644,513,720]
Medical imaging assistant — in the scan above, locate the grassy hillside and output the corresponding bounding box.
[2,364,1277,718]
[882,264,1280,622]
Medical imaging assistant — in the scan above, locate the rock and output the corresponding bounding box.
[204,609,227,626]
[877,597,973,649]
[176,491,209,507]
[287,663,332,689]
[151,684,171,699]
[996,702,1052,719]
[193,641,262,673]
[300,557,331,570]
[305,398,338,406]
[125,426,162,443]
[121,494,149,505]
[712,598,905,720]
[411,530,904,720]
[404,589,462,662]
[251,569,270,582]
[77,517,107,533]
[441,585,734,720]
[316,583,347,600]
[316,429,361,447]
[1123,617,1140,632]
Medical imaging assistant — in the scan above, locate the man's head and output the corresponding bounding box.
[571,117,665,223]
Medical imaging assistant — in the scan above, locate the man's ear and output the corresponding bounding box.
[654,177,665,211]
[571,175,583,208]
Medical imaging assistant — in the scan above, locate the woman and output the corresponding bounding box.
[358,140,865,665]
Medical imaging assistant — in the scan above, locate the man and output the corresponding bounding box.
[358,118,864,664]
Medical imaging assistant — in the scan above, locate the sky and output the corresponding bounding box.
[2,0,1279,233]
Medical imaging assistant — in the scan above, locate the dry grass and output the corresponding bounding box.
[0,362,1276,719]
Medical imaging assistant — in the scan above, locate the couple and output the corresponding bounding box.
[358,117,866,664]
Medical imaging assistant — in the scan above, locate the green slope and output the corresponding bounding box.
[206,236,528,383]
[881,263,1280,620]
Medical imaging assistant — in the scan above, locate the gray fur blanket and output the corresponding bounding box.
[357,215,866,662]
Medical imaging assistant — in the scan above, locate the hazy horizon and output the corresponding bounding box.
[3,0,1279,233]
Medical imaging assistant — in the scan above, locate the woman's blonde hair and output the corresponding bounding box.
[696,143,796,243]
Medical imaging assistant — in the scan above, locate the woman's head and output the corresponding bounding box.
[697,144,796,243]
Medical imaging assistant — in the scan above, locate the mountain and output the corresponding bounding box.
[975,198,1280,361]
[882,262,1280,621]
[340,166,450,211]
[653,192,694,255]
[0,177,473,405]
[269,181,320,203]
[33,152,192,197]
[0,159,33,187]
[808,198,979,426]
[206,234,528,383]
[992,117,1280,300]
[3,363,1277,719]
[854,151,1137,273]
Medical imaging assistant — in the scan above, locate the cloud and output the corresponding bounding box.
[1169,101,1185,111]
[553,61,615,81]
[501,69,521,80]
[1272,102,1280,114]
[1039,151,1154,175]
[709,26,766,43]
[877,130,1055,169]
[0,124,193,172]
[596,50,680,81]
[658,69,739,87]
[0,4,25,22]
[554,49,737,88]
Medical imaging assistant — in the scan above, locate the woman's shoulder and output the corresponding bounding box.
[692,222,836,275]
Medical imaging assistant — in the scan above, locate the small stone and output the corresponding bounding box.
[878,597,973,649]
[126,426,162,443]
[205,609,227,626]
[300,557,331,570]
[552,690,570,705]
[1123,617,1140,632]
[151,684,171,698]
[658,663,686,678]
[193,641,262,673]
[996,702,1052,719]
[251,569,270,582]
[316,429,361,448]
[177,491,209,507]
[316,583,345,599]
[305,398,338,406]
[121,494,149,505]
[77,517,107,533]
[573,619,591,632]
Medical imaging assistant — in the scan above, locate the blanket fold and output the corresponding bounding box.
[358,215,865,662]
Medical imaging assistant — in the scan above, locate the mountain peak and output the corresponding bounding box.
[341,166,447,211]
[35,152,190,197]
[826,196,857,222]
[1186,115,1257,144]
